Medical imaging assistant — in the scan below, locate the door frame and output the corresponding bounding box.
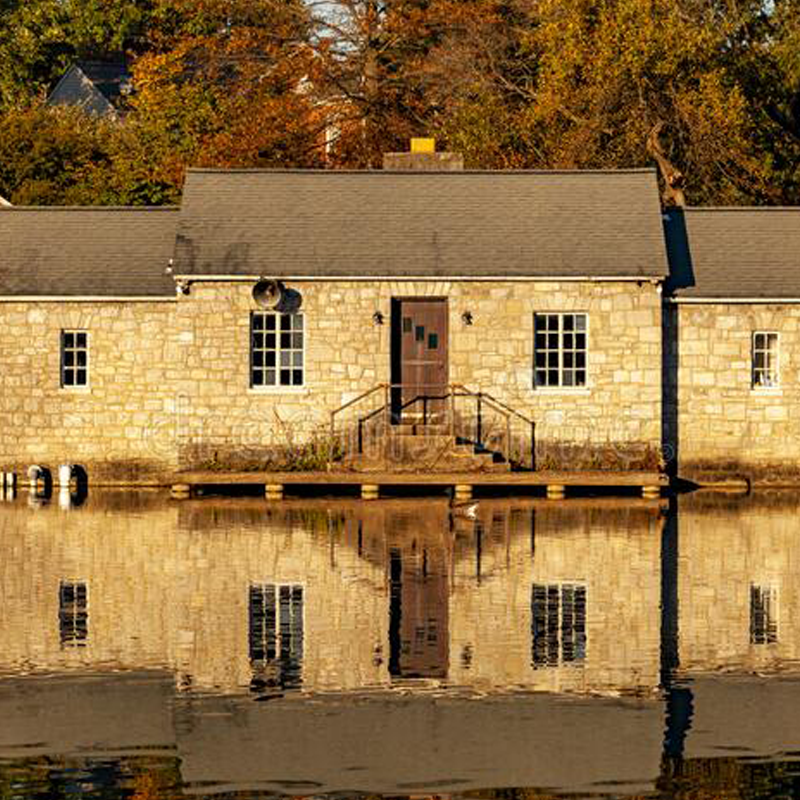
[390,296,449,423]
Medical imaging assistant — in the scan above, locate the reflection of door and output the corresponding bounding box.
[391,298,448,422]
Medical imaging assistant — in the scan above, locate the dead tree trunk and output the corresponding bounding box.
[647,122,687,207]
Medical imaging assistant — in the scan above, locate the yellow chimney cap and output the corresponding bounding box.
[410,137,435,154]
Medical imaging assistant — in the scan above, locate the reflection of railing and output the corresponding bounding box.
[329,384,536,470]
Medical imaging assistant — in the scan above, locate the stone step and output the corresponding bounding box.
[389,423,451,436]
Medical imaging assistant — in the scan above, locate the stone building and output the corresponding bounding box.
[0,158,668,481]
[665,207,800,482]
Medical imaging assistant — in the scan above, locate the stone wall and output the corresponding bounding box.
[673,303,800,481]
[0,279,663,478]
[173,278,663,471]
[0,301,177,481]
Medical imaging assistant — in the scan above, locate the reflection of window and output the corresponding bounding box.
[60,330,88,388]
[59,582,88,648]
[534,314,587,388]
[250,313,304,388]
[249,584,304,689]
[752,332,779,388]
[750,584,778,644]
[531,583,586,668]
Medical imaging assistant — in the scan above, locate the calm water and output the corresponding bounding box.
[1,489,799,799]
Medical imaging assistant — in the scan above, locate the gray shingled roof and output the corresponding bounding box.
[666,208,800,299]
[0,208,177,297]
[174,169,668,278]
[47,62,131,117]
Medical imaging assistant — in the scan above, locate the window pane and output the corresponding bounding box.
[265,315,276,331]
[292,333,303,349]
[292,370,303,385]
[575,315,586,332]
[563,316,574,331]
[280,369,291,385]
[63,370,74,386]
[252,370,264,386]
[63,332,74,348]
[265,333,276,349]
[252,314,264,331]
[76,332,87,348]
[253,332,264,349]
[64,351,75,367]
[77,351,87,367]
[76,369,87,386]
[264,369,276,385]
[265,351,276,368]
[575,369,587,386]
[293,314,303,331]
[253,351,264,367]
[415,326,425,342]
[280,333,291,349]
[280,351,291,367]
[293,352,302,367]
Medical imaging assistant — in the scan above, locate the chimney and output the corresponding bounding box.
[383,138,464,171]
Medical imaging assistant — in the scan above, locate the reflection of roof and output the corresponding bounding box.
[46,62,131,117]
[0,208,177,297]
[666,208,800,299]
[174,168,669,279]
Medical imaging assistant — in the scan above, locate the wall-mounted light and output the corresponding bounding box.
[372,310,385,325]
[461,311,473,326]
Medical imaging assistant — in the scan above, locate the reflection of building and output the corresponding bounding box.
[677,494,800,674]
[449,504,664,694]
[0,495,666,698]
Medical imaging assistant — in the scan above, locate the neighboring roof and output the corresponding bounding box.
[173,169,669,279]
[46,62,131,117]
[666,208,800,299]
[0,208,178,297]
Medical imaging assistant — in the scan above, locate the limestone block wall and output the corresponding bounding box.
[173,279,663,470]
[673,303,800,479]
[677,495,800,673]
[0,279,663,477]
[448,506,663,695]
[0,301,178,480]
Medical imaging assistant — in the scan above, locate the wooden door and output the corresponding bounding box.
[391,298,448,423]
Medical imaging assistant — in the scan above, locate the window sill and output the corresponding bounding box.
[60,386,91,393]
[533,387,592,396]
[248,387,309,396]
[751,388,783,396]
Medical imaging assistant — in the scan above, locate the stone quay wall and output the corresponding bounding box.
[672,303,800,481]
[0,279,663,479]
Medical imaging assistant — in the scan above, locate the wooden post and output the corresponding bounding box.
[171,483,192,500]
[265,483,284,500]
[454,484,472,501]
[362,483,380,500]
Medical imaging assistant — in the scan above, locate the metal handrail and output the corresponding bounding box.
[328,382,537,469]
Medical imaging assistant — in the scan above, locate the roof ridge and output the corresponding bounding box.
[2,206,179,212]
[679,206,800,212]
[185,167,657,176]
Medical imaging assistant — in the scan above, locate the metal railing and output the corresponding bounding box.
[329,383,536,470]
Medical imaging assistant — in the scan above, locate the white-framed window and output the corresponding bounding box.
[752,331,779,389]
[531,583,587,668]
[60,330,88,388]
[250,312,304,388]
[534,313,588,388]
[750,584,778,644]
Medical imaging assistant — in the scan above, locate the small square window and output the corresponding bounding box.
[61,330,89,388]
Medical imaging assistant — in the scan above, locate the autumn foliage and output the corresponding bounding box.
[0,0,799,205]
